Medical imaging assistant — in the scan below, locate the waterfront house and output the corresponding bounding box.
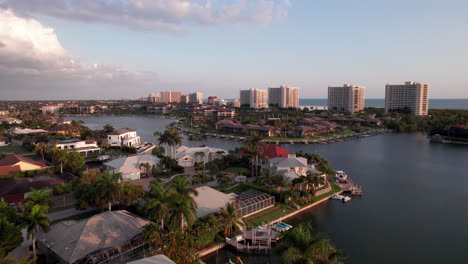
[175,146,228,167]
[0,176,63,203]
[194,106,236,120]
[215,120,277,137]
[107,128,141,147]
[236,144,291,160]
[37,210,149,264]
[104,154,159,180]
[51,139,100,157]
[269,154,319,181]
[0,154,47,174]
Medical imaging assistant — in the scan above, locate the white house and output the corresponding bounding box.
[269,154,320,182]
[52,139,100,157]
[107,128,141,147]
[175,146,228,167]
[104,154,159,180]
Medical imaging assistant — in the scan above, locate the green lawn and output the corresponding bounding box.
[224,167,250,175]
[329,180,342,193]
[245,204,295,226]
[0,145,32,155]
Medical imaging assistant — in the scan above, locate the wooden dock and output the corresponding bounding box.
[225,227,281,254]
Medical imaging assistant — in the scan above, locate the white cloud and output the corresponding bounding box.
[0,9,158,99]
[0,0,292,33]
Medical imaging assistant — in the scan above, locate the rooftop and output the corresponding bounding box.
[108,128,137,135]
[38,210,149,264]
[192,186,235,218]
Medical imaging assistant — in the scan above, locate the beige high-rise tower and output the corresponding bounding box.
[328,84,365,113]
[239,88,267,108]
[268,85,299,108]
[385,82,429,116]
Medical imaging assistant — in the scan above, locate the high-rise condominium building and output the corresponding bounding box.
[385,82,429,116]
[328,84,365,113]
[189,92,203,104]
[160,91,181,103]
[268,85,299,108]
[239,88,267,108]
[180,94,189,104]
[147,93,160,103]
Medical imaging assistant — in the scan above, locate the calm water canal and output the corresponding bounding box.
[69,116,468,264]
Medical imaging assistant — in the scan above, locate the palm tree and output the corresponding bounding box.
[52,150,68,174]
[23,205,51,259]
[280,222,346,264]
[54,183,72,208]
[168,175,198,229]
[244,134,265,178]
[141,223,163,255]
[220,203,244,237]
[170,175,198,198]
[154,127,183,159]
[95,171,123,211]
[34,142,48,160]
[167,127,183,158]
[145,181,173,230]
[169,194,197,230]
[23,188,54,212]
[119,181,144,208]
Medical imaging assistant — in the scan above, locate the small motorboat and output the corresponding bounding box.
[335,170,348,182]
[332,194,351,202]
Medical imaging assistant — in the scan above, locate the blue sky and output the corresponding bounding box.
[1,0,467,99]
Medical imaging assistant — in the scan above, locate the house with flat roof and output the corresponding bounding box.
[107,128,141,147]
[51,139,100,157]
[104,154,159,180]
[37,210,149,264]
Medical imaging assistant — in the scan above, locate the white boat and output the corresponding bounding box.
[335,170,348,182]
[332,194,351,202]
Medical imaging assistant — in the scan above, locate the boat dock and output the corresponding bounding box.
[225,226,282,254]
[335,178,363,196]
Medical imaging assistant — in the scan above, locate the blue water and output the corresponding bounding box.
[299,99,468,109]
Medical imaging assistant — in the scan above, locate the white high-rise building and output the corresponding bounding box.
[328,84,365,113]
[385,82,429,116]
[268,85,299,108]
[189,92,203,104]
[239,88,267,108]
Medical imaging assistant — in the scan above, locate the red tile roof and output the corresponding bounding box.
[0,154,47,168]
[0,165,21,176]
[260,145,291,159]
[0,177,62,197]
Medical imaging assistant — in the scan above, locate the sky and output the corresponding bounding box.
[0,0,467,100]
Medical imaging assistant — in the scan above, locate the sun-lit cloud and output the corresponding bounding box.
[0,0,292,33]
[0,9,158,99]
